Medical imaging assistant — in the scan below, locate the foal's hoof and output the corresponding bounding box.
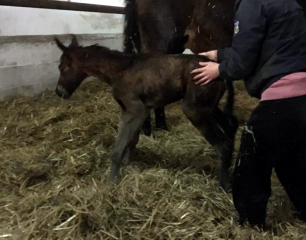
[109,172,121,186]
[109,177,117,186]
[109,178,120,188]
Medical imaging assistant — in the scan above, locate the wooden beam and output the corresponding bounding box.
[0,0,124,14]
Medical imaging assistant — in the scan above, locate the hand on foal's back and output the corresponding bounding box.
[199,50,218,62]
[190,62,220,86]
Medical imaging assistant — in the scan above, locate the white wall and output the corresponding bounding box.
[0,1,125,99]
[71,0,124,6]
[0,4,124,36]
[0,34,123,100]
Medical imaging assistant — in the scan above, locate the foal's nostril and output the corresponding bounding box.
[55,85,70,99]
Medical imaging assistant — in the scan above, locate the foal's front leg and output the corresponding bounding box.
[110,105,148,183]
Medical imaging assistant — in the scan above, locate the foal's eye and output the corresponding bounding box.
[59,65,69,73]
[63,66,69,72]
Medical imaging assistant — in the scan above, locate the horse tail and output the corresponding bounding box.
[224,79,234,116]
[124,0,141,53]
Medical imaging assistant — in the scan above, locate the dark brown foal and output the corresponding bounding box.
[54,36,238,191]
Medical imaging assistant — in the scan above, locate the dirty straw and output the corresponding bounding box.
[0,81,303,239]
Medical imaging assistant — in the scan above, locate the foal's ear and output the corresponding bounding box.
[69,35,79,48]
[54,38,67,52]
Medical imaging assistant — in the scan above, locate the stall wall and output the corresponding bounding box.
[0,4,124,100]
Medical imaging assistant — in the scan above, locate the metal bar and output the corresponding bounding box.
[0,0,124,14]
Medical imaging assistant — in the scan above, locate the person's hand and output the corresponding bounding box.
[199,50,217,62]
[190,62,220,86]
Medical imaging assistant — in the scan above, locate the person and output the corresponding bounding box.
[191,0,306,227]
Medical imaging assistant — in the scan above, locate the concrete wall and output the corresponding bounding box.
[0,5,124,100]
[0,34,123,100]
[70,0,124,7]
[0,6,124,36]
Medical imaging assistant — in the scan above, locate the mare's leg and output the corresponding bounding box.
[110,102,148,183]
[182,102,235,191]
[138,5,188,134]
[153,36,189,132]
[142,113,152,136]
[154,107,168,131]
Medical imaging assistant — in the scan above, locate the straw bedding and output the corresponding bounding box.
[0,80,305,239]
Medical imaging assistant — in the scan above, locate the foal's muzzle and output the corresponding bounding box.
[55,85,70,99]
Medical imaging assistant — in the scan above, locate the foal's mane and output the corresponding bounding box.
[80,44,132,58]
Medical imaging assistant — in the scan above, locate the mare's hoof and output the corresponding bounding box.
[155,124,168,131]
[141,128,152,136]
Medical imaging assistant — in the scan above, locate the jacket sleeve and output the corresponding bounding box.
[218,0,267,81]
[217,47,230,63]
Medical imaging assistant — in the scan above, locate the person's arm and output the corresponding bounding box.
[219,0,267,80]
[216,48,230,63]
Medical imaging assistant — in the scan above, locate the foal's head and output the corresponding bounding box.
[54,36,87,99]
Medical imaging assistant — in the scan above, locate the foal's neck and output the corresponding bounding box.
[79,47,131,85]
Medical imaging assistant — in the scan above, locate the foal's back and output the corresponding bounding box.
[116,54,225,108]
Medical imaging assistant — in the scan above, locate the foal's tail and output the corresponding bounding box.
[224,79,238,140]
[124,0,141,53]
[224,79,235,116]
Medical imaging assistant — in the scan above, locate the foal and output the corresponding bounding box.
[54,36,238,190]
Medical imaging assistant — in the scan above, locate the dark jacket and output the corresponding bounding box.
[218,0,306,99]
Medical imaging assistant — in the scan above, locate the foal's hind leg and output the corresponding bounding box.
[110,103,148,183]
[123,128,141,163]
[182,103,235,191]
[214,107,239,145]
